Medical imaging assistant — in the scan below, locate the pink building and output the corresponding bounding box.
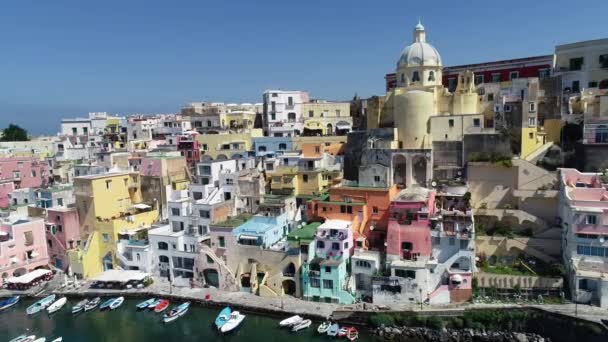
[45,207,81,271]
[0,158,50,208]
[0,217,49,285]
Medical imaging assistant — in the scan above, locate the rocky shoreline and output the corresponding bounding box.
[373,326,550,342]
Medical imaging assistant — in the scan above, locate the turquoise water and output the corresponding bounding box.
[0,298,373,341]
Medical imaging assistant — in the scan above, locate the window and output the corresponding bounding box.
[529,102,536,113]
[529,132,534,139]
[336,109,341,117]
[509,71,519,80]
[199,210,210,219]
[504,104,512,112]
[600,54,608,69]
[72,127,77,135]
[308,110,314,117]
[57,224,63,232]
[102,233,110,242]
[324,266,331,273]
[374,175,381,182]
[171,208,180,216]
[528,117,536,126]
[412,71,420,82]
[288,96,294,107]
[105,180,112,190]
[395,269,416,279]
[303,174,309,183]
[569,57,584,71]
[449,237,455,246]
[586,215,598,225]
[159,255,169,263]
[428,71,435,82]
[314,146,321,153]
[270,113,276,120]
[218,236,225,248]
[572,81,580,93]
[473,118,480,127]
[332,242,340,251]
[30,170,36,177]
[356,260,371,268]
[316,241,325,249]
[589,81,598,88]
[448,119,454,128]
[373,207,379,215]
[491,73,501,83]
[278,143,287,150]
[206,255,214,264]
[447,78,456,91]
[322,279,333,289]
[401,242,413,250]
[310,278,320,288]
[474,74,484,85]
[538,68,550,79]
[401,73,405,84]
[224,192,231,200]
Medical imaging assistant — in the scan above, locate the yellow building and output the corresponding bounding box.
[219,111,257,130]
[301,101,352,135]
[68,171,158,278]
[197,129,264,159]
[291,135,347,150]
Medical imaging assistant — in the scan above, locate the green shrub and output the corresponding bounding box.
[426,316,443,329]
[370,314,395,327]
[447,317,464,329]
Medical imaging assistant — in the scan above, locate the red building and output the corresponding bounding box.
[385,55,552,92]
[176,132,200,171]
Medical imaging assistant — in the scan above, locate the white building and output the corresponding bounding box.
[263,90,309,137]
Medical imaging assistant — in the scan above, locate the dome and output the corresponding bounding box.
[396,22,442,69]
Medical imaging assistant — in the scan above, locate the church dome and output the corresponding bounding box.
[396,22,442,69]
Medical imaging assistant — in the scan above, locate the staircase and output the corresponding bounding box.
[200,244,237,290]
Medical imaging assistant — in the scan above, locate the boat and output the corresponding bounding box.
[99,298,115,310]
[47,297,68,314]
[338,326,356,338]
[291,319,312,332]
[19,336,37,342]
[346,327,359,341]
[84,297,101,312]
[8,335,29,342]
[136,298,156,310]
[51,338,63,342]
[162,302,190,323]
[317,321,331,334]
[214,307,231,329]
[109,296,124,310]
[32,338,46,342]
[147,299,162,309]
[327,323,340,337]
[279,315,303,327]
[0,296,20,311]
[72,299,88,314]
[26,294,56,315]
[153,299,170,313]
[220,311,246,334]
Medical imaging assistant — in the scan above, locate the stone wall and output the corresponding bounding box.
[475,271,563,290]
[463,133,512,165]
[574,143,608,172]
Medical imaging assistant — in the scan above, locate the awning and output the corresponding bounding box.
[6,269,52,284]
[92,270,149,283]
[336,121,352,130]
[239,234,259,241]
[132,203,151,210]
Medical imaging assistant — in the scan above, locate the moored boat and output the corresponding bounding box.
[21,336,37,342]
[279,315,303,327]
[8,335,28,342]
[51,338,63,342]
[153,299,170,313]
[291,319,312,332]
[317,321,331,334]
[32,338,46,342]
[327,323,340,337]
[147,299,162,309]
[99,298,115,310]
[26,294,56,315]
[0,296,20,311]
[162,302,190,323]
[109,297,124,310]
[346,327,359,341]
[72,299,88,314]
[338,326,350,337]
[136,298,156,310]
[84,297,101,312]
[214,307,231,329]
[47,297,68,314]
[220,311,246,334]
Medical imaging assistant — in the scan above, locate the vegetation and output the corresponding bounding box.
[143,277,154,287]
[468,152,513,167]
[0,123,29,141]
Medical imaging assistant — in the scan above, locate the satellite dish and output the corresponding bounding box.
[431,181,437,187]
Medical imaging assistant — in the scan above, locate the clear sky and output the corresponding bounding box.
[1,0,607,135]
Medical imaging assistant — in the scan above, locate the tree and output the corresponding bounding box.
[0,124,29,141]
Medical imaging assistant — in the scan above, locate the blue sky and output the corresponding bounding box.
[1,0,607,135]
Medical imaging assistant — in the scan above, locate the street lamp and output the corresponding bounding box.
[419,288,423,310]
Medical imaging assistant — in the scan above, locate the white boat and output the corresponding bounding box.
[84,297,101,312]
[21,336,37,342]
[317,321,331,334]
[292,319,312,332]
[163,302,190,323]
[109,296,124,310]
[47,297,67,314]
[27,294,56,315]
[279,315,303,327]
[72,299,88,314]
[327,323,340,337]
[8,335,30,342]
[51,339,63,342]
[220,311,246,334]
[32,338,46,342]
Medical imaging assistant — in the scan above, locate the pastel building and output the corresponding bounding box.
[0,157,50,208]
[45,207,80,271]
[263,90,310,137]
[559,168,608,308]
[301,100,353,136]
[301,219,355,303]
[0,217,49,285]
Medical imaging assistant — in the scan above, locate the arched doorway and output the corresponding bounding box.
[412,155,427,186]
[282,279,297,296]
[283,263,296,277]
[203,269,220,288]
[326,123,333,135]
[393,154,407,185]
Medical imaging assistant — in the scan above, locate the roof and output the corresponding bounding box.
[394,187,431,202]
[6,269,52,284]
[287,222,321,243]
[320,259,343,267]
[214,213,253,228]
[92,270,149,283]
[234,215,280,235]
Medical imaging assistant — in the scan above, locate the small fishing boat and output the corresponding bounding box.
[214,307,231,329]
[99,298,115,310]
[84,297,101,312]
[279,315,303,327]
[220,311,246,334]
[32,338,46,342]
[327,323,340,337]
[317,321,331,334]
[47,297,68,314]
[136,298,156,310]
[291,319,312,332]
[109,297,124,310]
[147,299,162,309]
[162,302,190,323]
[153,299,170,313]
[72,299,88,314]
[51,338,62,342]
[346,327,359,341]
[8,335,29,342]
[27,294,56,315]
[0,296,20,311]
[338,326,356,338]
[20,336,37,342]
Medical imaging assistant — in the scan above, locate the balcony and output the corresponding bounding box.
[316,230,347,241]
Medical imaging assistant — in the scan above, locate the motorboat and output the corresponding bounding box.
[32,338,46,342]
[147,299,162,309]
[84,297,101,312]
[291,319,312,332]
[71,299,88,314]
[220,311,246,334]
[51,338,63,342]
[20,337,37,342]
[338,327,349,337]
[136,298,156,310]
[327,323,340,337]
[214,307,231,329]
[8,335,30,342]
[153,299,170,313]
[47,297,68,314]
[0,296,20,311]
[317,321,331,334]
[346,327,359,341]
[279,315,303,327]
[99,298,115,310]
[109,296,124,310]
[162,302,190,323]
[27,294,56,315]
